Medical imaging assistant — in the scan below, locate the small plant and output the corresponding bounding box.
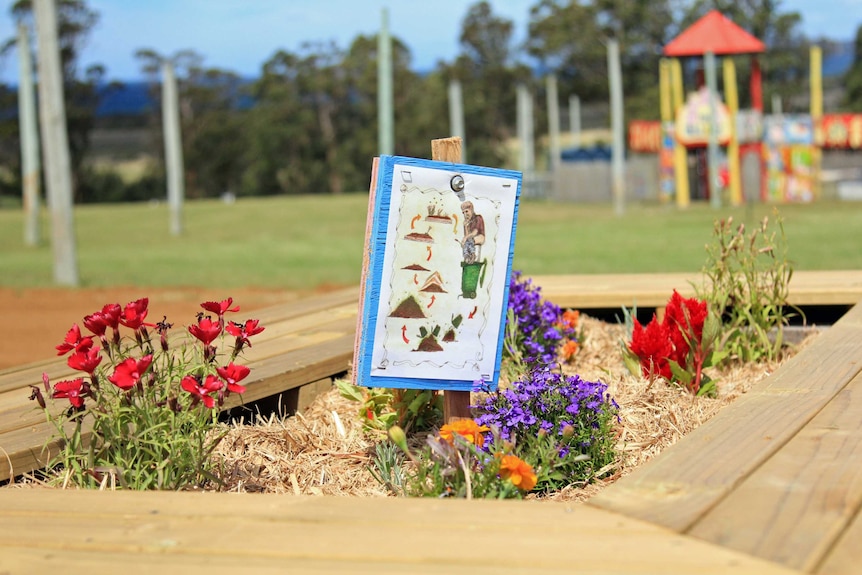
[29,297,264,490]
[473,365,618,492]
[505,271,580,369]
[696,213,799,363]
[382,421,537,499]
[335,378,443,434]
[623,291,724,396]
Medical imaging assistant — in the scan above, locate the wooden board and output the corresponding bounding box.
[531,270,862,310]
[0,490,801,575]
[688,370,862,571]
[589,303,862,533]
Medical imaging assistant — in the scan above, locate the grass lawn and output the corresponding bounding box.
[1,195,860,290]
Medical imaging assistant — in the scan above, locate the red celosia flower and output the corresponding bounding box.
[216,362,250,394]
[67,345,102,374]
[189,316,222,346]
[119,298,150,330]
[181,374,223,408]
[107,354,153,390]
[55,324,94,356]
[226,319,265,348]
[664,290,708,364]
[53,378,86,408]
[629,315,673,380]
[201,297,240,318]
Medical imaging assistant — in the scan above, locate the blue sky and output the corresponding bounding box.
[0,0,859,83]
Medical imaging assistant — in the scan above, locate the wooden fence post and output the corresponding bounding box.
[431,136,471,422]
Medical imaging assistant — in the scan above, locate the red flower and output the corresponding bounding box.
[629,315,673,380]
[189,316,222,346]
[226,319,265,348]
[216,362,250,394]
[67,345,102,374]
[53,378,86,408]
[83,312,109,337]
[201,297,240,318]
[119,298,150,330]
[181,374,223,408]
[664,291,708,364]
[56,324,94,356]
[107,354,153,390]
[101,303,122,329]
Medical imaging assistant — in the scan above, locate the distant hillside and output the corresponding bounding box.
[97,81,153,117]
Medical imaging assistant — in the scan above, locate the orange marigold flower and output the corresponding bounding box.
[561,339,579,361]
[439,419,489,446]
[497,454,538,492]
[558,309,581,329]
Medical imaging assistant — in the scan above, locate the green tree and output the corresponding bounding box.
[843,25,862,111]
[135,48,249,199]
[448,1,530,168]
[8,0,106,201]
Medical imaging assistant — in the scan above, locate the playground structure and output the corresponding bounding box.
[627,9,862,207]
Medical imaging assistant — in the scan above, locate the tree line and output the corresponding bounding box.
[0,0,844,203]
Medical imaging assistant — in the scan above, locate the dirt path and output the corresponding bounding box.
[0,287,315,370]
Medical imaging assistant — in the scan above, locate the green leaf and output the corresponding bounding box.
[621,345,642,377]
[668,359,693,385]
[419,326,428,338]
[452,314,463,328]
[334,378,364,403]
[407,391,432,415]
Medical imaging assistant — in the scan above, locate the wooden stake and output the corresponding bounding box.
[431,137,471,422]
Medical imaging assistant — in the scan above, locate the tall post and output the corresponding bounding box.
[704,51,721,209]
[771,93,783,115]
[810,46,823,199]
[723,57,742,206]
[568,94,581,147]
[671,58,690,208]
[516,83,534,176]
[659,59,673,203]
[34,0,79,286]
[447,79,466,162]
[162,61,184,236]
[607,39,625,215]
[377,7,394,156]
[431,136,470,422]
[17,24,41,247]
[546,75,561,172]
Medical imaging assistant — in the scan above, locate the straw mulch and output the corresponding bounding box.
[213,314,818,502]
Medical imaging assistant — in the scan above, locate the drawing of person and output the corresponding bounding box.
[460,201,485,264]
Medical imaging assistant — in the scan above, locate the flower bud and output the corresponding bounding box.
[561,424,575,438]
[538,428,547,438]
[388,425,408,452]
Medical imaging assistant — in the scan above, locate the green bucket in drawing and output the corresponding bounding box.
[461,259,487,299]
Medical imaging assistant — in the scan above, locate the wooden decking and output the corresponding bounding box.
[2,271,862,574]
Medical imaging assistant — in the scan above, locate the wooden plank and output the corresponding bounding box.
[817,506,862,575]
[0,490,801,575]
[531,270,862,310]
[588,303,862,533]
[688,370,862,571]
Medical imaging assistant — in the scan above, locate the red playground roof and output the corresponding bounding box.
[664,10,765,57]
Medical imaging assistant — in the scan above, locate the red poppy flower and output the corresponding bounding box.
[201,297,240,318]
[226,319,265,347]
[53,378,86,408]
[107,354,153,390]
[189,316,222,346]
[181,374,223,408]
[56,324,94,356]
[629,315,673,380]
[67,345,102,374]
[119,298,150,330]
[216,362,250,394]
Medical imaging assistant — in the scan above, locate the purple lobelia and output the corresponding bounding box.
[505,271,576,365]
